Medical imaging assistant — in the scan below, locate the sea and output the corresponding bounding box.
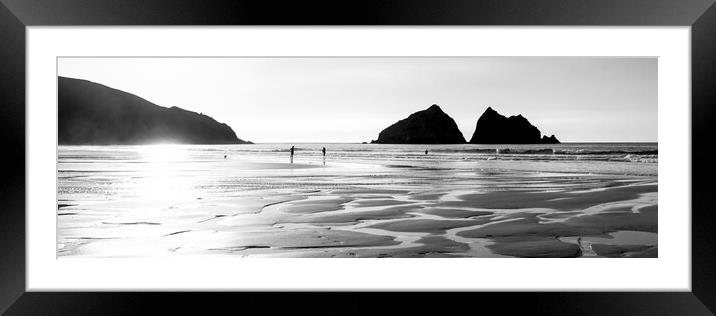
[58,142,658,177]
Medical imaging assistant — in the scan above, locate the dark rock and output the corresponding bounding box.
[58,76,250,145]
[372,104,466,144]
[541,134,560,144]
[469,107,560,144]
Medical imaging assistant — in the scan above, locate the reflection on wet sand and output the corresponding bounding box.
[58,145,657,258]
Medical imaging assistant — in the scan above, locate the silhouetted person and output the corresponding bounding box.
[425,149,429,155]
[290,146,295,163]
[224,155,227,159]
[322,147,326,165]
[322,147,326,156]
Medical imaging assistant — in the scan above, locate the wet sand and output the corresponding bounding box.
[58,149,657,258]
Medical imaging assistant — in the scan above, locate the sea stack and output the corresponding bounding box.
[58,76,252,145]
[469,107,560,144]
[371,104,466,144]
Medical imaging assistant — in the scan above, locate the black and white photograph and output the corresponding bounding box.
[57,57,658,258]
[6,0,716,313]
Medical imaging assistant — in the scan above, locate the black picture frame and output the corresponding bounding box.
[1,0,715,314]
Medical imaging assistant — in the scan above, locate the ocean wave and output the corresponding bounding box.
[230,151,658,164]
[404,148,658,156]
[498,148,555,155]
[59,144,658,164]
[433,149,498,154]
[554,149,658,155]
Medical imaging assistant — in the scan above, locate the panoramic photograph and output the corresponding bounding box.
[57,57,657,258]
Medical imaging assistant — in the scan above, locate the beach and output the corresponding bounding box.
[57,143,657,258]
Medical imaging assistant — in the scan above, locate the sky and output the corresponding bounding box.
[58,57,657,143]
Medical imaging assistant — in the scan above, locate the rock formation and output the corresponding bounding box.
[540,134,560,144]
[469,107,560,144]
[372,104,466,144]
[58,76,251,145]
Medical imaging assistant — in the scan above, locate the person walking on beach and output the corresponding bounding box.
[425,149,429,155]
[290,146,295,163]
[322,147,326,165]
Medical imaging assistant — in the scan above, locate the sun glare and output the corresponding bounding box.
[142,144,185,163]
[136,144,195,201]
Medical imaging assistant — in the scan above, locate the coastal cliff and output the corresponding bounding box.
[58,76,251,145]
[469,107,560,144]
[371,104,466,144]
